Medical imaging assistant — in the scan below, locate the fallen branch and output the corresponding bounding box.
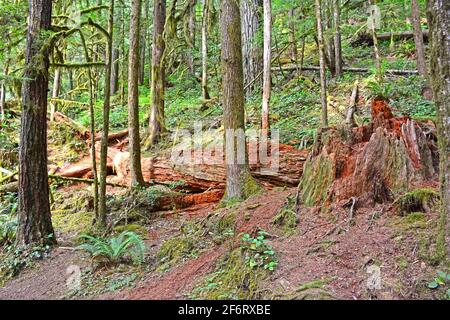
[274,65,419,75]
[353,30,429,46]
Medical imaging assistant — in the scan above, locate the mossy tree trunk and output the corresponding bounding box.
[220,0,262,202]
[128,0,145,187]
[427,0,450,258]
[333,0,342,77]
[315,0,328,127]
[98,0,115,227]
[201,0,210,101]
[146,0,166,148]
[17,0,56,246]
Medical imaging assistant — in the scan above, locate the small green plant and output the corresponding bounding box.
[0,214,17,245]
[77,231,146,265]
[241,231,278,271]
[427,271,450,299]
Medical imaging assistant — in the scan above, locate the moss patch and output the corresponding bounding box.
[190,247,267,300]
[272,196,298,236]
[394,188,439,216]
[52,210,93,235]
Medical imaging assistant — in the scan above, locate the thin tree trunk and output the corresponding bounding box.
[0,65,7,122]
[146,0,166,147]
[427,0,450,258]
[17,0,56,246]
[261,0,271,131]
[288,8,297,63]
[201,0,210,100]
[241,0,262,97]
[220,0,261,201]
[98,0,115,227]
[412,0,427,78]
[111,48,119,95]
[187,0,196,76]
[139,0,150,85]
[128,0,145,187]
[370,6,382,82]
[316,0,328,127]
[333,0,342,77]
[323,0,336,76]
[80,31,99,217]
[50,67,61,122]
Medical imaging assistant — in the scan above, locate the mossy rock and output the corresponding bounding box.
[394,188,440,216]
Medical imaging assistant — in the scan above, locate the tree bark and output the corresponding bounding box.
[0,65,7,122]
[201,0,210,101]
[427,0,450,258]
[261,0,271,131]
[220,0,261,201]
[333,0,342,77]
[411,0,427,78]
[110,48,120,95]
[187,0,196,76]
[315,0,328,127]
[17,0,56,246]
[146,0,166,147]
[139,0,150,85]
[128,0,145,187]
[98,0,115,227]
[241,0,262,96]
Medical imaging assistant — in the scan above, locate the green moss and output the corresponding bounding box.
[273,198,298,236]
[190,247,266,300]
[113,224,147,236]
[206,212,236,244]
[395,255,409,270]
[298,151,334,206]
[394,188,440,215]
[52,210,93,235]
[272,278,335,300]
[219,171,264,207]
[156,221,212,272]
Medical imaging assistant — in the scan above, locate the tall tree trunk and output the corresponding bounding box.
[146,0,166,147]
[80,30,99,218]
[139,0,150,85]
[412,0,427,78]
[241,0,262,97]
[369,5,382,82]
[187,0,196,76]
[128,0,145,187]
[333,0,342,77]
[17,0,56,246]
[201,0,210,100]
[0,65,7,122]
[111,48,119,95]
[220,0,261,202]
[427,0,450,258]
[288,8,297,63]
[323,0,336,76]
[98,0,115,227]
[261,0,271,131]
[316,0,328,127]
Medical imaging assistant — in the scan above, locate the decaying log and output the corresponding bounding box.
[94,128,129,142]
[53,111,89,139]
[352,30,429,46]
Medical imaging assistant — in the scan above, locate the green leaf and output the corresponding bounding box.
[427,281,439,289]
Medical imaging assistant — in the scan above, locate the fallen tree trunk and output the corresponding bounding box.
[352,30,429,46]
[53,111,89,139]
[273,65,419,75]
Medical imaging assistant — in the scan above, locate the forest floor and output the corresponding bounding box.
[0,184,444,300]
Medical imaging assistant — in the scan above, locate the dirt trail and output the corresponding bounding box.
[0,248,86,300]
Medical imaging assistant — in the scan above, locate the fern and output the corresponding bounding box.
[77,231,146,265]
